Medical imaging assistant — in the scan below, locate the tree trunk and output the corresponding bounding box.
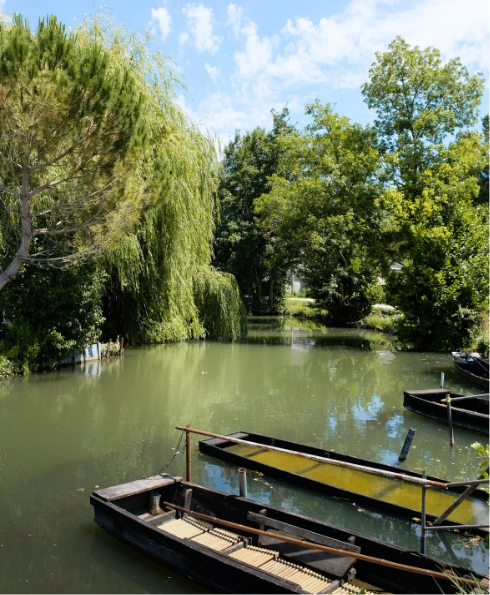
[0,167,32,291]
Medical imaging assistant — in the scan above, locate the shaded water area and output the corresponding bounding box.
[0,316,488,593]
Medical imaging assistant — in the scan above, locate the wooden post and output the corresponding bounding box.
[186,428,192,482]
[446,398,454,447]
[399,428,416,461]
[420,470,427,554]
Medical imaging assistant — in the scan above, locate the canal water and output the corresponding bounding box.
[0,317,488,593]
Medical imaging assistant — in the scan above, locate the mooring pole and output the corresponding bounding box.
[186,427,192,482]
[238,468,248,498]
[446,398,455,447]
[440,372,444,388]
[420,470,427,554]
[399,428,416,461]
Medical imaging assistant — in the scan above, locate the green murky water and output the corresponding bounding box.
[0,317,488,593]
[226,443,488,525]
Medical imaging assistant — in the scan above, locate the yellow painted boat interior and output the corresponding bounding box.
[226,443,488,526]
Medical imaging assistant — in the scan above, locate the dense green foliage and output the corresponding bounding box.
[213,110,292,313]
[0,14,246,373]
[92,18,245,344]
[257,102,384,324]
[362,37,488,350]
[221,37,487,349]
[194,268,247,340]
[0,263,104,372]
[0,21,487,368]
[0,15,145,290]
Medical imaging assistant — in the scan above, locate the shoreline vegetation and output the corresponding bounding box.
[0,16,487,377]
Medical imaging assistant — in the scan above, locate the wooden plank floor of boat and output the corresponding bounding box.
[156,516,377,594]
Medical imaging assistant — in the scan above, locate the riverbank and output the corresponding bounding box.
[0,339,123,379]
[283,298,398,333]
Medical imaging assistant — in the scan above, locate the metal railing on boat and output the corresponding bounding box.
[163,500,483,588]
[175,426,489,555]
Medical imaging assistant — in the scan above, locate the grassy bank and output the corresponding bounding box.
[283,298,398,332]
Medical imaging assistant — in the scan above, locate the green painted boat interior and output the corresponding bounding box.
[225,443,488,526]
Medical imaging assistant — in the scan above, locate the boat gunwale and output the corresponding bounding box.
[90,491,306,593]
[403,390,489,433]
[198,431,488,530]
[452,352,489,388]
[91,477,488,594]
[404,393,489,416]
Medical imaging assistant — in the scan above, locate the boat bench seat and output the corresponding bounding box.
[258,530,356,581]
[156,516,346,593]
[247,511,359,581]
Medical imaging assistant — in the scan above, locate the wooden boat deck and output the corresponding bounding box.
[91,474,488,593]
[154,513,373,594]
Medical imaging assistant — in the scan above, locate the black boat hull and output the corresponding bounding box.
[199,431,488,533]
[452,352,489,389]
[403,389,489,434]
[91,475,485,594]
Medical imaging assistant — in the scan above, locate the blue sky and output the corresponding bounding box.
[3,0,489,146]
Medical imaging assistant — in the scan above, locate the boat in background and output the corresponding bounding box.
[452,352,489,389]
[91,473,488,594]
[199,431,488,533]
[403,388,489,434]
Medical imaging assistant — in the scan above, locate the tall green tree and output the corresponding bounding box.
[0,15,145,291]
[88,18,245,343]
[213,110,293,313]
[257,102,383,324]
[362,37,488,350]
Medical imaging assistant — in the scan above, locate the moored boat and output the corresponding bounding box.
[452,352,489,389]
[403,388,489,434]
[198,431,488,533]
[90,473,487,594]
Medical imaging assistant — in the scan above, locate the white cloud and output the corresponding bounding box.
[234,22,275,79]
[181,0,489,143]
[273,0,489,88]
[204,63,220,83]
[150,6,172,40]
[227,4,243,37]
[182,3,222,54]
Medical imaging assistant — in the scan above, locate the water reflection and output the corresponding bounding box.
[245,316,399,350]
[0,317,487,593]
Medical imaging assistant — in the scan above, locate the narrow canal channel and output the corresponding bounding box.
[0,317,488,593]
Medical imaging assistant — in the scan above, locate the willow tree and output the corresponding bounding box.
[79,18,245,343]
[0,15,145,291]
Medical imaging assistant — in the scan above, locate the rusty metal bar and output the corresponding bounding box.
[433,477,489,525]
[175,426,449,489]
[186,428,192,482]
[163,501,479,585]
[441,394,489,402]
[424,524,489,532]
[420,470,427,554]
[445,478,488,488]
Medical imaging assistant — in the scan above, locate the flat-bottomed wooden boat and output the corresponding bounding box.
[452,352,489,389]
[199,431,488,533]
[90,474,487,594]
[403,388,489,434]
